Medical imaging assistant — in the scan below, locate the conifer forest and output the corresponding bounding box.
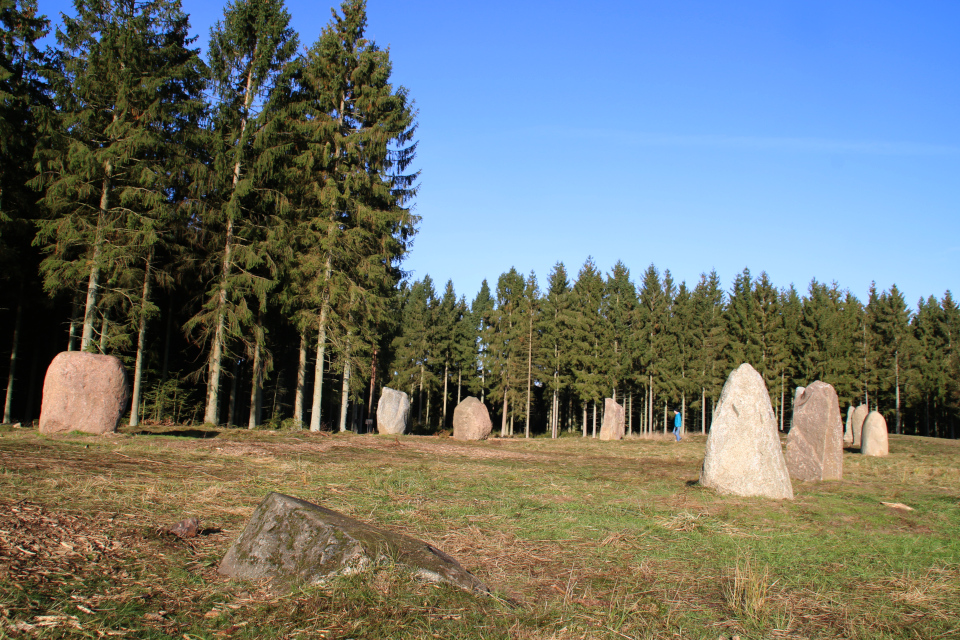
[1,0,957,441]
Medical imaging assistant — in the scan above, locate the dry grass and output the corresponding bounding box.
[0,427,958,639]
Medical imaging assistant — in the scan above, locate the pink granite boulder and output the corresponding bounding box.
[39,352,128,435]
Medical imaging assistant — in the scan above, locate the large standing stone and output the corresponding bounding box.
[598,398,625,440]
[851,405,868,448]
[700,363,793,499]
[860,411,889,456]
[844,406,854,444]
[376,387,410,435]
[219,492,489,594]
[452,397,492,441]
[785,381,843,482]
[39,352,128,435]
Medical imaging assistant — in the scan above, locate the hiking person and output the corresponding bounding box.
[673,409,682,441]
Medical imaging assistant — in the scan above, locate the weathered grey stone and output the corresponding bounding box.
[700,363,794,499]
[785,381,843,482]
[453,397,492,441]
[219,492,489,594]
[39,352,128,435]
[844,406,854,444]
[598,398,625,440]
[860,411,889,456]
[376,387,410,435]
[851,405,868,447]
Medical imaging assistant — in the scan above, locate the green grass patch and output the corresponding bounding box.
[1,428,957,639]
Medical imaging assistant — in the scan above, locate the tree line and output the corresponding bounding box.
[1,0,957,440]
[390,263,958,440]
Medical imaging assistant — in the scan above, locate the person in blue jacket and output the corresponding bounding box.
[673,409,682,441]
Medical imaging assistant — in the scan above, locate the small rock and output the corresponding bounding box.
[160,516,199,539]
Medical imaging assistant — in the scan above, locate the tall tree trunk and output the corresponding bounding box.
[582,403,587,437]
[68,290,81,351]
[457,369,462,405]
[628,392,633,435]
[681,392,686,438]
[442,361,449,429]
[702,387,706,434]
[895,349,901,434]
[367,349,377,431]
[310,300,329,432]
[227,356,239,427]
[501,394,508,437]
[592,401,597,437]
[663,399,667,434]
[3,298,23,423]
[81,165,111,352]
[780,372,785,431]
[525,309,533,439]
[426,388,432,429]
[294,331,307,427]
[129,254,153,427]
[339,334,352,432]
[248,324,263,429]
[161,300,172,383]
[99,308,109,353]
[418,363,425,425]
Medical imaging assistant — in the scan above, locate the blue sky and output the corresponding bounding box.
[40,0,959,308]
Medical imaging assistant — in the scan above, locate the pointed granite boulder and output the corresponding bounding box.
[700,363,793,499]
[785,381,843,482]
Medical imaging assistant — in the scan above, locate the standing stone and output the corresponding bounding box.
[851,405,868,448]
[219,492,489,594]
[598,398,625,440]
[860,411,889,456]
[453,397,492,441]
[700,363,793,499]
[844,406,854,444]
[376,387,410,435]
[39,352,128,435]
[785,381,843,482]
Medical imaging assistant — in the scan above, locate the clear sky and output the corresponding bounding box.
[39,0,960,309]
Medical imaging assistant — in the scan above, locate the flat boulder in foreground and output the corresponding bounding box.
[219,492,489,594]
[39,352,128,435]
[700,363,794,499]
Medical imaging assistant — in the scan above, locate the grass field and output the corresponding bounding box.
[1,424,958,639]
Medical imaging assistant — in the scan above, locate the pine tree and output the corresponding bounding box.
[1,0,50,423]
[689,271,726,432]
[492,267,525,436]
[637,264,668,434]
[434,280,458,429]
[601,261,637,403]
[519,270,540,438]
[469,279,495,404]
[872,285,914,433]
[390,276,436,427]
[539,262,573,438]
[189,0,298,425]
[570,258,603,436]
[279,0,417,431]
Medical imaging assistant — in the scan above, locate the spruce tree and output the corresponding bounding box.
[570,258,603,436]
[492,267,525,435]
[539,262,573,438]
[280,0,417,431]
[601,261,637,403]
[469,280,495,404]
[189,0,297,425]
